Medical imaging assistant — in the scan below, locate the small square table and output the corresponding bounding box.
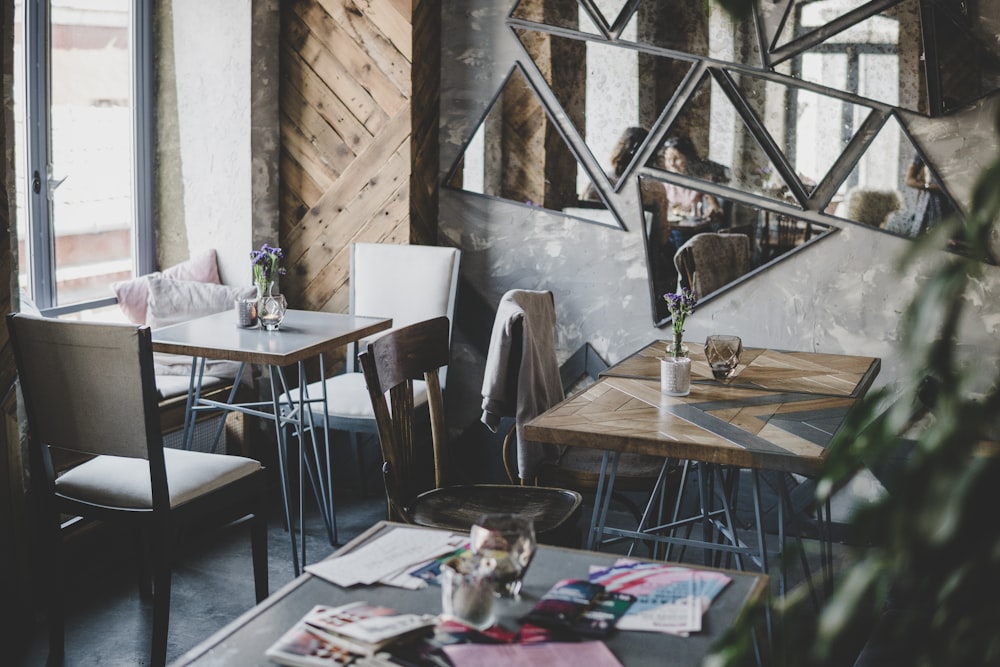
[525,340,880,592]
[152,309,392,575]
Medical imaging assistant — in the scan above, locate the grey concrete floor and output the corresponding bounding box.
[11,466,855,667]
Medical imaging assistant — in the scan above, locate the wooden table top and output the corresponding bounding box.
[525,342,881,477]
[151,309,392,366]
[603,340,881,398]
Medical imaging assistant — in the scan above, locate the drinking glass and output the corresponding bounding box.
[440,554,497,630]
[705,334,742,380]
[469,513,536,598]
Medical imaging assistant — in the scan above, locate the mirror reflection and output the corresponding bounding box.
[442,65,623,228]
[768,0,1000,116]
[828,113,968,251]
[640,175,835,325]
[445,0,1000,326]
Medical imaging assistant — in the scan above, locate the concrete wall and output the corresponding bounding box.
[155,0,279,286]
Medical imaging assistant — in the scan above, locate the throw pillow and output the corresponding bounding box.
[146,277,256,330]
[111,248,222,325]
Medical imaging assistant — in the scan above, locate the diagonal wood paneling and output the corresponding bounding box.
[280,0,439,331]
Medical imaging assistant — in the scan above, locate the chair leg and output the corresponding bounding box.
[40,506,64,666]
[150,533,172,667]
[134,528,152,599]
[251,490,270,603]
[351,431,367,496]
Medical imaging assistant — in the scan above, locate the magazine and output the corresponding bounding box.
[265,620,357,667]
[268,602,437,662]
[520,579,635,638]
[588,560,731,636]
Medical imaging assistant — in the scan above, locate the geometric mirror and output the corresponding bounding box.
[620,0,763,67]
[443,65,624,229]
[763,0,1000,117]
[639,175,835,326]
[509,0,605,35]
[828,112,963,237]
[726,68,877,200]
[512,26,695,193]
[648,72,799,206]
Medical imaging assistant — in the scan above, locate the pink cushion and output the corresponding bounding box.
[111,249,221,324]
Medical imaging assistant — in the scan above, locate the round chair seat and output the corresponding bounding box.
[542,447,666,492]
[409,484,582,545]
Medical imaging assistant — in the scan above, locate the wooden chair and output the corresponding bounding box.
[358,316,582,545]
[7,313,269,667]
[280,243,460,540]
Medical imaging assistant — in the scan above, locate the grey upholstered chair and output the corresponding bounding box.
[674,232,752,299]
[7,313,268,667]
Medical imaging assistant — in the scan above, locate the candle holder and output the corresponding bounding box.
[661,356,691,396]
[259,293,287,331]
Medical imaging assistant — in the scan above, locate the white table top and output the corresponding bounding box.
[151,309,392,366]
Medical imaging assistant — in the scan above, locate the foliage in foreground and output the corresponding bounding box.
[705,95,1000,667]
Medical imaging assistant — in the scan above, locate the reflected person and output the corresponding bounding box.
[581,126,669,231]
[661,135,723,222]
[902,153,956,236]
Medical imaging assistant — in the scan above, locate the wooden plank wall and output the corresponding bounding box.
[279,0,440,321]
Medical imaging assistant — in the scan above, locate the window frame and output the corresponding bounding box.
[20,0,154,317]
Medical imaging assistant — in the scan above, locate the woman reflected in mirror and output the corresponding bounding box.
[581,126,669,229]
[661,135,723,223]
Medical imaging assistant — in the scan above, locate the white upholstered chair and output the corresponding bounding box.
[281,243,461,540]
[7,313,268,667]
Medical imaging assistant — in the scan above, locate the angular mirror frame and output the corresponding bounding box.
[442,0,1000,326]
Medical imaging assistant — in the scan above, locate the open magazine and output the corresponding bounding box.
[588,560,731,636]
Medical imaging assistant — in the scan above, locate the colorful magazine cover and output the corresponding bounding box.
[588,560,731,636]
[265,621,357,667]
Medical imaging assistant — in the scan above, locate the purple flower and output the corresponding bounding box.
[664,288,697,335]
[251,243,285,286]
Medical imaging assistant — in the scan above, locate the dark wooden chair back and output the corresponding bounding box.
[358,315,452,521]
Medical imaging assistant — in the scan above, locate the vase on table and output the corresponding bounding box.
[256,281,287,331]
[661,330,691,396]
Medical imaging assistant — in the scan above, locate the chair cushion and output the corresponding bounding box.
[410,484,582,536]
[282,372,428,422]
[154,374,228,401]
[56,448,261,509]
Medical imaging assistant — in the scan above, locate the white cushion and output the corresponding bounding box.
[56,448,261,509]
[146,278,257,330]
[111,249,221,325]
[282,372,428,423]
[154,374,227,400]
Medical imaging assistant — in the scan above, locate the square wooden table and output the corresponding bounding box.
[152,309,391,575]
[524,340,880,591]
[172,521,769,667]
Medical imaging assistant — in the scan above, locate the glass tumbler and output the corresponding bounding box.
[705,334,743,380]
[469,513,536,598]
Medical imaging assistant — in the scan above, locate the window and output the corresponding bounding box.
[14,0,152,318]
